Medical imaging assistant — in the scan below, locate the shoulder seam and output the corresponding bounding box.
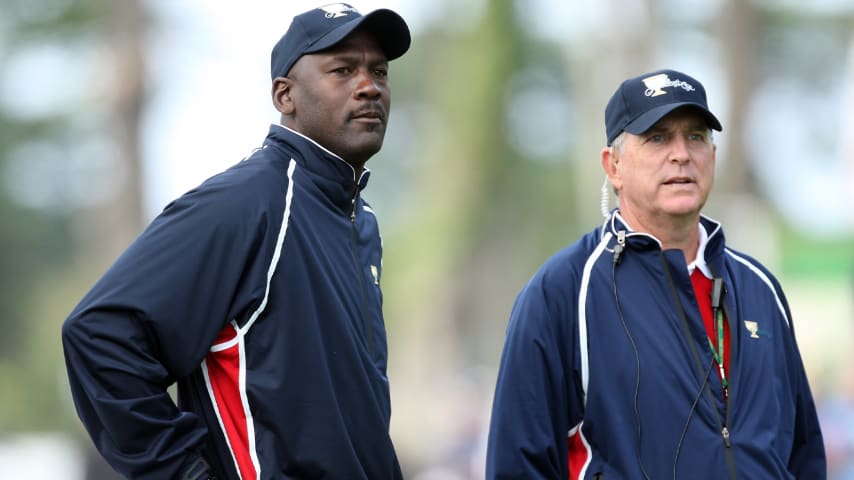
[724,248,790,328]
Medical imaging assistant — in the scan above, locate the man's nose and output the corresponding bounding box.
[669,136,691,164]
[354,69,382,99]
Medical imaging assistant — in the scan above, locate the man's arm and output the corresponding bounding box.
[787,365,826,477]
[486,278,576,479]
[62,305,212,479]
[62,179,272,479]
[769,278,827,477]
[783,314,826,476]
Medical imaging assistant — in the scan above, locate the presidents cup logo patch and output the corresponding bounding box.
[744,320,760,339]
[642,73,696,97]
[321,3,359,19]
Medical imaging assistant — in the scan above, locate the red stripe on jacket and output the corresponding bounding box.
[206,325,257,479]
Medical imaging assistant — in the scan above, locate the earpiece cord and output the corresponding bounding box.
[611,259,651,480]
[600,176,610,219]
[672,356,716,480]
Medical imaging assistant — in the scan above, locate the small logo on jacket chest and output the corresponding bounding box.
[744,320,760,338]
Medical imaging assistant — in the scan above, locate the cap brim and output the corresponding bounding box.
[305,9,411,61]
[624,102,723,136]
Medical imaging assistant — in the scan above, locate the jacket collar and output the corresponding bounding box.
[698,215,726,277]
[264,124,371,208]
[688,223,713,278]
[601,209,727,273]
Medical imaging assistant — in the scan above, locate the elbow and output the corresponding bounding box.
[61,308,100,363]
[61,311,86,352]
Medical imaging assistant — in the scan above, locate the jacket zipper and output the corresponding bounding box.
[350,185,374,356]
[658,251,738,479]
[720,292,737,478]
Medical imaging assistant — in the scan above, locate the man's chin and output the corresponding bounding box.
[356,131,385,151]
[343,136,384,166]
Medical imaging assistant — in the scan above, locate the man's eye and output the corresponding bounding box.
[332,67,352,74]
[648,134,665,142]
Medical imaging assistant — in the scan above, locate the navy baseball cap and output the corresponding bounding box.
[271,3,411,79]
[604,69,722,145]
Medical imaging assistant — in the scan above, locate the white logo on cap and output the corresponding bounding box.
[642,73,695,97]
[321,4,359,19]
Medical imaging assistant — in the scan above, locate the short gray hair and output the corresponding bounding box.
[610,131,628,154]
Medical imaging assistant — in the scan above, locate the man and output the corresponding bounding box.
[486,69,826,479]
[62,4,410,479]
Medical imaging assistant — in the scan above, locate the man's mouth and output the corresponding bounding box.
[350,108,385,123]
[663,177,693,185]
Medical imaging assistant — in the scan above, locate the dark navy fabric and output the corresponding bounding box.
[62,124,401,479]
[486,212,825,479]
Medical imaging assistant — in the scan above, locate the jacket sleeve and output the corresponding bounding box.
[486,277,577,479]
[61,176,275,479]
[787,357,826,478]
[775,284,827,477]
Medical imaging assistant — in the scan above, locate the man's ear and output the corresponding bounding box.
[601,146,621,191]
[272,77,295,115]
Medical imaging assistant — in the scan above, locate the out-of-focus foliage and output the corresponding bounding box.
[0,0,102,430]
[0,0,147,436]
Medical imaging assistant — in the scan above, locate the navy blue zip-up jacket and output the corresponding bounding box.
[62,124,402,479]
[486,212,825,479]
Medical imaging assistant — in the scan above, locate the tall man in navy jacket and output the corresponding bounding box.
[486,69,826,479]
[62,4,410,479]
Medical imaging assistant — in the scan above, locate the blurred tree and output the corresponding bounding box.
[0,0,148,435]
[715,0,760,197]
[382,0,578,471]
[565,0,659,230]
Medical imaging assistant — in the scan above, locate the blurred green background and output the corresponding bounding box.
[1,0,852,478]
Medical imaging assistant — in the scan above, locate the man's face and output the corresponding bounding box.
[280,29,391,168]
[608,108,716,223]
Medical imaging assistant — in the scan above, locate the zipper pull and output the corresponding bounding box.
[721,426,732,448]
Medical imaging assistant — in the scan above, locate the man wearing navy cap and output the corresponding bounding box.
[486,69,825,479]
[62,4,410,479]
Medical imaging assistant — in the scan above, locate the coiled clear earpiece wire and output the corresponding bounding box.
[600,176,611,218]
